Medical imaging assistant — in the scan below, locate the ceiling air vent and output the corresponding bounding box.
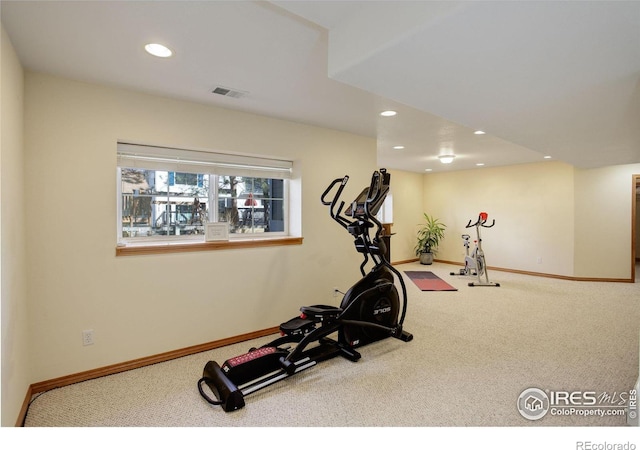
[212,86,248,99]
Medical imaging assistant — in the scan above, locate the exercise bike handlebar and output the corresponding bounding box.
[466,213,495,229]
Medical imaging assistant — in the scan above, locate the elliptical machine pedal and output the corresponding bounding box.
[279,316,316,336]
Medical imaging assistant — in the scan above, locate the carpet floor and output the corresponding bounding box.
[23,262,639,441]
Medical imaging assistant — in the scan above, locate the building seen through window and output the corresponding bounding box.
[117,143,291,243]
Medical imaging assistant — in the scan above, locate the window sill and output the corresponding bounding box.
[115,236,303,256]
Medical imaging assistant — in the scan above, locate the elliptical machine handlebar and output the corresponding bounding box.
[320,169,389,233]
[364,169,385,242]
[320,175,349,206]
[365,170,381,207]
[320,175,351,230]
[466,212,495,229]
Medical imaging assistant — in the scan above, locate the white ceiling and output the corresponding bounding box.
[2,0,639,173]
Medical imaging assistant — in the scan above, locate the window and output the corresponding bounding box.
[117,143,292,245]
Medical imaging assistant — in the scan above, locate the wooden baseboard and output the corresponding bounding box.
[16,385,33,427]
[391,257,419,265]
[18,326,279,426]
[436,259,634,283]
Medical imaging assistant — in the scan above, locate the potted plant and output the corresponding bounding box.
[415,213,446,265]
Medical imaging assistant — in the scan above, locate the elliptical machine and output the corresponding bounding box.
[198,169,413,412]
[450,212,500,287]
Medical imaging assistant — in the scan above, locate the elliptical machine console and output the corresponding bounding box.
[198,169,412,412]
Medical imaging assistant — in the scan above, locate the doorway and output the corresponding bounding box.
[633,174,640,282]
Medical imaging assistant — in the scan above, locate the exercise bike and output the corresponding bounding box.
[450,212,500,287]
[197,169,413,412]
[450,234,476,276]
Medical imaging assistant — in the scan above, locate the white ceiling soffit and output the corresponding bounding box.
[2,1,639,173]
[275,1,640,170]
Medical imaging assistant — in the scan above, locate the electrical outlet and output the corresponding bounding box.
[537,257,542,264]
[82,329,94,346]
[333,287,340,298]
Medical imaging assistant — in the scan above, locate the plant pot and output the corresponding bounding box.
[419,252,434,265]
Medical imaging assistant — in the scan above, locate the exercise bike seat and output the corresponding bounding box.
[300,304,343,321]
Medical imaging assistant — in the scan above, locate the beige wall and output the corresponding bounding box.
[23,73,378,382]
[574,164,640,279]
[422,162,576,276]
[1,26,29,426]
[417,161,640,279]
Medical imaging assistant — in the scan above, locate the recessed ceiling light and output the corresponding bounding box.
[145,43,173,58]
[474,130,486,135]
[425,168,433,172]
[380,110,397,117]
[393,145,405,150]
[476,163,485,166]
[544,155,552,159]
[438,154,456,164]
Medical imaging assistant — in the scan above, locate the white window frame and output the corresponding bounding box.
[117,143,292,246]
